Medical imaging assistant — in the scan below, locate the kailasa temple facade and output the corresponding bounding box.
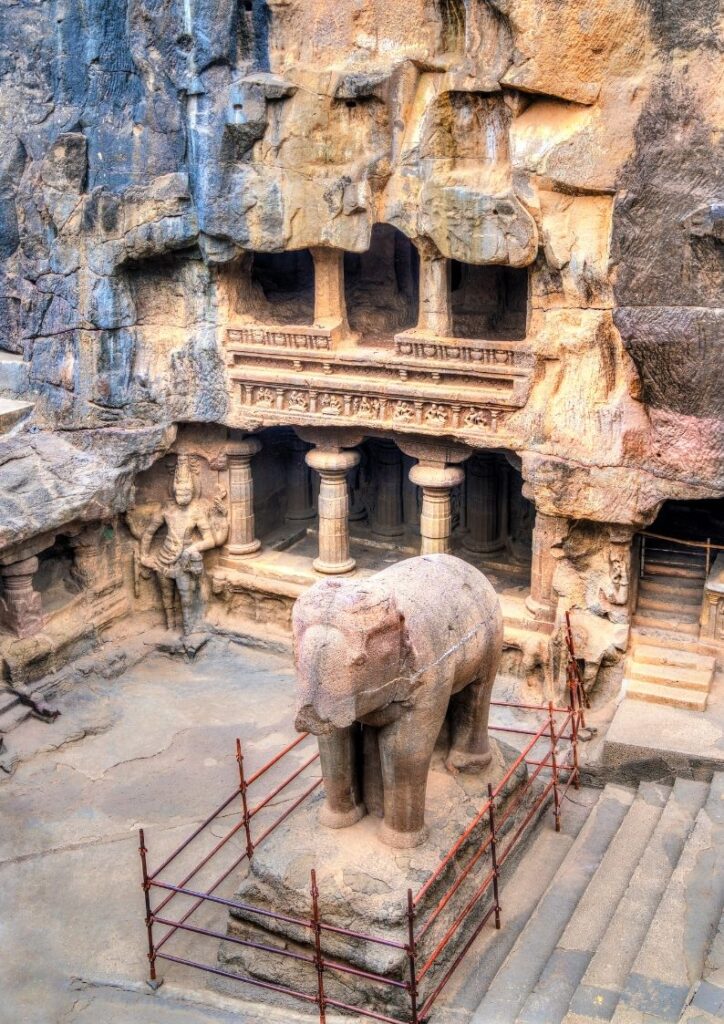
[1,0,721,709]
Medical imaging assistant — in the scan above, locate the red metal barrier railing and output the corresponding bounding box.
[138,644,587,1023]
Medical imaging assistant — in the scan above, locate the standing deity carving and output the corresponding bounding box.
[137,455,229,634]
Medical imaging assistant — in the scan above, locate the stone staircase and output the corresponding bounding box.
[624,543,716,710]
[467,775,724,1024]
[633,544,707,637]
[624,641,716,711]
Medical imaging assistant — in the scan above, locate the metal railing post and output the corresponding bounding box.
[548,703,561,832]
[706,539,712,577]
[310,869,326,1024]
[564,610,588,722]
[406,889,419,1023]
[486,783,501,929]
[640,533,646,579]
[236,738,254,861]
[568,672,581,791]
[138,828,158,985]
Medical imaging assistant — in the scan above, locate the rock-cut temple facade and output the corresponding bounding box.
[0,0,722,714]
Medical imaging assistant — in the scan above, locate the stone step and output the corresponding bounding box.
[470,785,636,1024]
[632,611,700,636]
[630,631,721,662]
[637,590,701,612]
[633,644,716,672]
[644,561,706,581]
[640,575,707,595]
[645,548,707,564]
[442,789,600,1017]
[624,678,708,710]
[611,774,724,1024]
[515,782,669,1024]
[563,777,710,1024]
[627,660,712,691]
[680,905,724,1021]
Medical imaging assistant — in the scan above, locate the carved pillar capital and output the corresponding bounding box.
[295,427,365,451]
[227,435,263,460]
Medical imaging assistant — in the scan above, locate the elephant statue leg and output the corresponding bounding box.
[378,715,439,848]
[317,725,366,828]
[362,726,384,818]
[446,676,494,773]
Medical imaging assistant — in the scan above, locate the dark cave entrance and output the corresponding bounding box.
[450,262,528,340]
[250,249,315,326]
[33,535,82,615]
[344,225,419,344]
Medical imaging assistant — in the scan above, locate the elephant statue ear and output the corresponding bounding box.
[359,593,413,673]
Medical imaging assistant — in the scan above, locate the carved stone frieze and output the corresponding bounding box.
[233,380,510,440]
[227,326,333,351]
[394,332,531,367]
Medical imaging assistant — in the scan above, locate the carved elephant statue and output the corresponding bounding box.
[293,553,504,848]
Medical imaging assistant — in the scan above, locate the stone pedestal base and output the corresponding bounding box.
[218,740,531,1016]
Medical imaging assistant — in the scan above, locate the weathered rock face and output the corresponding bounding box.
[1,0,720,523]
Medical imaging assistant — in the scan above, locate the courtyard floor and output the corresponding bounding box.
[2,623,592,1024]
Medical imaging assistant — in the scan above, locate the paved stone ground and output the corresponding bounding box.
[0,634,331,1024]
[2,629,590,1024]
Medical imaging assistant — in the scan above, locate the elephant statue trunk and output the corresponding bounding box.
[292,553,504,849]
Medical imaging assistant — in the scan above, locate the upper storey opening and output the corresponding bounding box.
[450,262,528,341]
[344,225,419,345]
[250,250,315,326]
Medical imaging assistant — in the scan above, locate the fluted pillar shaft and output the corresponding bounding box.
[226,437,262,556]
[464,453,504,554]
[409,462,465,555]
[0,556,44,638]
[286,437,315,522]
[306,447,360,574]
[402,453,420,536]
[369,439,404,538]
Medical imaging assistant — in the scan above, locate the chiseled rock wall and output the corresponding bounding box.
[0,0,721,535]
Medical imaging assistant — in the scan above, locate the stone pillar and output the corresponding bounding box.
[416,244,451,336]
[310,247,351,342]
[286,436,315,522]
[463,453,504,554]
[0,557,44,638]
[409,463,466,555]
[369,439,404,538]
[348,456,367,522]
[497,458,510,550]
[226,436,262,557]
[402,453,420,536]
[306,446,361,574]
[526,512,568,620]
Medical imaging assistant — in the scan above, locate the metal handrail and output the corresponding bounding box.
[639,530,722,578]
